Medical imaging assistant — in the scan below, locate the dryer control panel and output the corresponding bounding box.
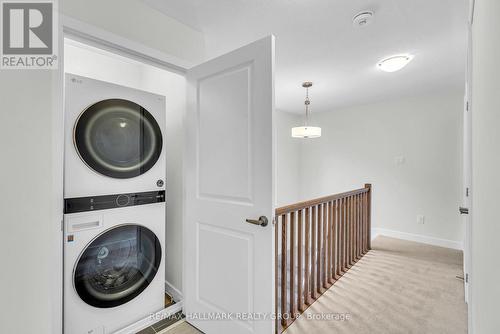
[64,190,165,214]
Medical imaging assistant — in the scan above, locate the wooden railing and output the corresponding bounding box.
[274,184,372,332]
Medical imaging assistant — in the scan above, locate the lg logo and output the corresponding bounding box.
[1,1,57,69]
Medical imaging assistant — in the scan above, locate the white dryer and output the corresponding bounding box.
[64,197,165,334]
[64,74,166,198]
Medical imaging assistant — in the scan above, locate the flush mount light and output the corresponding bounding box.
[291,82,322,139]
[377,55,414,72]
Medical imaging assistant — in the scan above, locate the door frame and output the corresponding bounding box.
[465,1,475,333]
[62,15,192,73]
[57,16,193,334]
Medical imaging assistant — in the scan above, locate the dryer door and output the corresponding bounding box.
[74,99,163,179]
[74,224,162,308]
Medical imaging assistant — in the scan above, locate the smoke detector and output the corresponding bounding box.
[353,11,374,27]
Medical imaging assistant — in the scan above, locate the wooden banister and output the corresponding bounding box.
[275,185,372,333]
[275,188,370,216]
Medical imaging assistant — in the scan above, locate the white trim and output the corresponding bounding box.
[52,6,65,333]
[372,228,463,250]
[113,302,183,334]
[165,281,184,302]
[465,20,474,334]
[62,15,192,74]
[469,0,475,24]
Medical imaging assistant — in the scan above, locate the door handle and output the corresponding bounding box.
[246,216,268,227]
[459,207,469,215]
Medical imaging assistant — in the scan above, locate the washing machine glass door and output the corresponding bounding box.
[74,225,162,308]
[74,99,163,179]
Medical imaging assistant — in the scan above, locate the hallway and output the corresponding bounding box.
[284,236,467,334]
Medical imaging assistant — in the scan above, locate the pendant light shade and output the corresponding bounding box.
[291,126,321,138]
[291,82,321,138]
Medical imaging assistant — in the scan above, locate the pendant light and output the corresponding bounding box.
[291,82,321,138]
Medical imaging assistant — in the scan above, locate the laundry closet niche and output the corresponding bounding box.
[64,38,185,296]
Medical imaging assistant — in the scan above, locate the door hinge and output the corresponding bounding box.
[466,101,469,111]
[466,273,469,283]
[466,187,470,197]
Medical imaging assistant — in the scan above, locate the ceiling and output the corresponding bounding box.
[141,0,468,113]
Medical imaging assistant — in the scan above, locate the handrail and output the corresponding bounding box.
[275,187,369,216]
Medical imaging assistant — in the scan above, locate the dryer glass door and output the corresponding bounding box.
[74,225,162,308]
[74,99,163,179]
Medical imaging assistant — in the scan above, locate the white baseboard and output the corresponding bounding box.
[165,280,183,302]
[372,228,463,250]
[113,301,183,334]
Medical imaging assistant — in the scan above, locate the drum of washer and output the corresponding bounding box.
[73,224,162,308]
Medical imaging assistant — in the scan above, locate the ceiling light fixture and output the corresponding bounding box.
[377,54,414,72]
[291,82,321,139]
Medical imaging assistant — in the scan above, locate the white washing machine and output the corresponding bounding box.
[64,199,165,334]
[64,74,166,198]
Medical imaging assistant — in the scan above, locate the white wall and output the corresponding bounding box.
[298,92,463,246]
[471,0,500,332]
[62,0,205,64]
[0,72,62,333]
[64,40,186,292]
[275,110,301,207]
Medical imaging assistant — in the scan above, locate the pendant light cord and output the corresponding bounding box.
[304,86,310,126]
[301,81,313,127]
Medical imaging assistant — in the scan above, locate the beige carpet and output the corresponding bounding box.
[284,236,467,334]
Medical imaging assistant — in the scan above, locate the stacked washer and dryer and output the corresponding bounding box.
[63,74,167,334]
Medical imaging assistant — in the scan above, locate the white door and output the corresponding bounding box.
[184,36,275,334]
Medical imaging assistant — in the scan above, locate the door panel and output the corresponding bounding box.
[184,36,275,334]
[197,223,252,315]
[198,64,253,203]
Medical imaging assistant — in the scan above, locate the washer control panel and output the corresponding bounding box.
[64,190,165,214]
